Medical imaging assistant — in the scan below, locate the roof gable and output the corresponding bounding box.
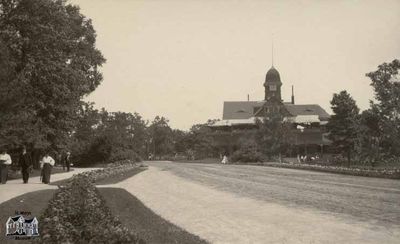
[222,101,265,120]
[284,104,330,120]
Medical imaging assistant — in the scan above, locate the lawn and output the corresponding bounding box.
[99,187,208,244]
[0,189,56,244]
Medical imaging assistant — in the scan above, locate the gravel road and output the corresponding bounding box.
[147,161,400,228]
[115,162,400,243]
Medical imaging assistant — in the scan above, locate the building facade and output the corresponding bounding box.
[209,65,331,156]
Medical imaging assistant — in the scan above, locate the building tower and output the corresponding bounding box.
[264,40,282,102]
[264,66,282,102]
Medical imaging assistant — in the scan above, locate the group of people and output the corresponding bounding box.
[297,154,320,163]
[0,147,71,185]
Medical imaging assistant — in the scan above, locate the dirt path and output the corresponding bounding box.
[0,167,98,204]
[110,165,400,244]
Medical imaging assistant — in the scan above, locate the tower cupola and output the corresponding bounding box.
[263,66,282,101]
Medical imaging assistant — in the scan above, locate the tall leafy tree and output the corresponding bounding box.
[327,91,360,164]
[357,107,381,165]
[148,116,173,158]
[256,114,292,160]
[366,59,400,156]
[187,123,215,159]
[0,0,105,151]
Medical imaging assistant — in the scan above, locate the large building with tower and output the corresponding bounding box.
[209,64,331,156]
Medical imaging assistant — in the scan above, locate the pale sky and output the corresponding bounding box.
[71,0,400,130]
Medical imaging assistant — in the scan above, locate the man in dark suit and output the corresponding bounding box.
[63,151,71,172]
[19,147,32,183]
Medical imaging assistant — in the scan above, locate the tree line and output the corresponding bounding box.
[327,59,400,165]
[0,0,216,166]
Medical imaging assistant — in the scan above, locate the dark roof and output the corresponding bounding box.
[223,101,265,120]
[284,104,330,120]
[11,216,21,222]
[222,101,330,120]
[265,66,281,84]
[24,218,36,223]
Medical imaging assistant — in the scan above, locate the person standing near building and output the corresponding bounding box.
[0,148,12,184]
[19,147,32,184]
[40,152,55,184]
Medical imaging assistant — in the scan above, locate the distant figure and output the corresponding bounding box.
[63,152,71,172]
[221,155,228,164]
[40,152,55,184]
[148,153,153,161]
[297,154,301,163]
[0,148,12,184]
[19,147,32,183]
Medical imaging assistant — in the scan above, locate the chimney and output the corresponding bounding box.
[291,85,295,104]
[247,94,250,101]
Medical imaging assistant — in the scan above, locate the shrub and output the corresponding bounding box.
[109,148,142,163]
[231,143,264,163]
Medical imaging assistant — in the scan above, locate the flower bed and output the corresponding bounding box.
[34,161,146,243]
[80,160,146,183]
[261,162,400,179]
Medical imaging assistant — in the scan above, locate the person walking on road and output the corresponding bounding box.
[19,147,32,184]
[40,152,55,184]
[221,155,228,164]
[0,148,12,184]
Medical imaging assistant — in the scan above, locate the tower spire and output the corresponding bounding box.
[271,36,274,67]
[291,85,295,104]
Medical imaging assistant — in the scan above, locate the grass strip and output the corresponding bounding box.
[99,187,208,244]
[0,189,56,244]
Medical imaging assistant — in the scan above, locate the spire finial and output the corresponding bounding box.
[272,35,274,67]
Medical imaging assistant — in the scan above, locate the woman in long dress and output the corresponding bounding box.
[0,148,12,184]
[40,152,55,184]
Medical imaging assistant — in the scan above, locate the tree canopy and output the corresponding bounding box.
[365,59,400,156]
[327,90,360,163]
[0,0,105,151]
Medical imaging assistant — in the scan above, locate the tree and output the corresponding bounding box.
[255,114,292,161]
[70,106,147,165]
[171,129,189,154]
[148,116,173,158]
[357,107,381,165]
[327,91,360,164]
[0,0,105,152]
[186,123,216,159]
[366,59,400,156]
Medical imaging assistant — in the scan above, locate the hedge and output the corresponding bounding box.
[34,160,145,244]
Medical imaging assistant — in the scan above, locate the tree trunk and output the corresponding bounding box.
[347,149,351,167]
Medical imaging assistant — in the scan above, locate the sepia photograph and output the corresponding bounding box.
[0,0,399,243]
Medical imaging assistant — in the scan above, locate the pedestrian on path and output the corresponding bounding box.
[221,155,228,164]
[0,148,12,184]
[40,152,55,184]
[19,147,33,184]
[63,151,71,172]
